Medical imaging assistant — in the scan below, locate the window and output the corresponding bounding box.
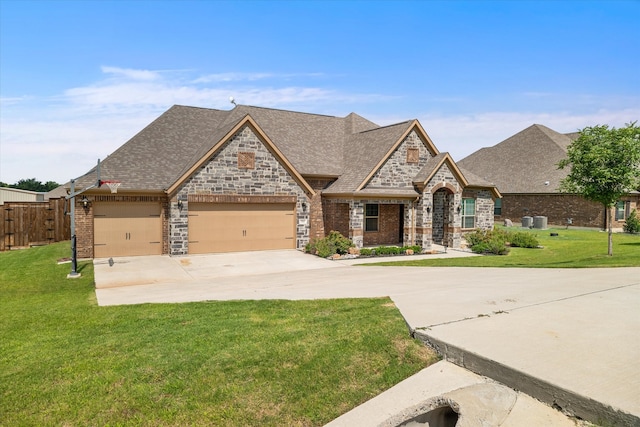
[365,204,379,232]
[615,201,627,221]
[494,198,502,216]
[461,198,475,229]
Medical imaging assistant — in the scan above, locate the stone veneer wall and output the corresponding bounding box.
[417,164,463,249]
[366,130,432,188]
[462,189,494,230]
[169,125,310,255]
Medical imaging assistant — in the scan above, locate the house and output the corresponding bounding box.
[458,124,639,229]
[0,187,46,205]
[73,105,500,258]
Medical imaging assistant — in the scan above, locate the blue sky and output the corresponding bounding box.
[1,0,638,185]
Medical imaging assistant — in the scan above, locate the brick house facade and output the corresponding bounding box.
[73,105,499,258]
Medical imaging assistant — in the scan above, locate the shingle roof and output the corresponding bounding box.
[76,104,496,196]
[324,121,414,194]
[458,124,573,194]
[77,106,229,190]
[77,105,383,191]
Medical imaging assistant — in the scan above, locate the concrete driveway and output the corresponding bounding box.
[94,251,640,426]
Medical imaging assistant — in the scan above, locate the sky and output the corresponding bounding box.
[1,0,639,185]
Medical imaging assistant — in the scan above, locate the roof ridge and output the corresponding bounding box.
[531,124,573,152]
[236,104,342,119]
[357,120,412,134]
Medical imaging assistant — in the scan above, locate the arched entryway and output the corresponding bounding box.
[432,187,456,247]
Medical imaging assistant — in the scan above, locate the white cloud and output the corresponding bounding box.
[101,66,162,81]
[192,72,326,84]
[0,67,383,183]
[417,109,640,161]
[1,66,637,185]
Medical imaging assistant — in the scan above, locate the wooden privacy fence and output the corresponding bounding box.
[1,198,70,251]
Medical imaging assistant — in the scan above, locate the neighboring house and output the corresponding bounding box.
[0,187,46,205]
[45,184,70,200]
[458,124,639,229]
[73,105,499,258]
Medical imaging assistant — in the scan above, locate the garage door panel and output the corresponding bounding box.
[188,203,295,254]
[94,202,162,258]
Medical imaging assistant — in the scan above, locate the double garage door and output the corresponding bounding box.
[93,202,162,258]
[188,203,296,254]
[93,201,296,257]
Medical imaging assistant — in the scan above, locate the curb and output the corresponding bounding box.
[413,330,639,427]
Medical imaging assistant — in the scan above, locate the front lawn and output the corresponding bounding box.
[368,227,640,268]
[0,243,436,426]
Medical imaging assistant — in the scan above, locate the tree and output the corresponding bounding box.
[10,178,60,192]
[558,122,640,255]
[43,181,61,192]
[14,178,47,192]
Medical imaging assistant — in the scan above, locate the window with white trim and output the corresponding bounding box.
[365,204,379,232]
[461,198,476,229]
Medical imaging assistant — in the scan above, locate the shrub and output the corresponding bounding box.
[374,246,401,255]
[306,231,354,258]
[471,240,510,255]
[623,209,640,234]
[508,231,539,248]
[465,229,509,255]
[359,248,374,256]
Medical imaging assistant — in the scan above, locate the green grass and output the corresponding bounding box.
[369,227,640,268]
[0,243,437,426]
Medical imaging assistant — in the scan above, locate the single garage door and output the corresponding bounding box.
[94,202,162,258]
[188,203,295,254]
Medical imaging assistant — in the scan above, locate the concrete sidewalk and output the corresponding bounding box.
[94,252,640,426]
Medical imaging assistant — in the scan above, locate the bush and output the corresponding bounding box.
[465,228,538,254]
[373,246,401,255]
[508,231,539,248]
[471,240,510,255]
[623,209,640,234]
[305,231,354,258]
[465,229,509,255]
[359,248,374,256]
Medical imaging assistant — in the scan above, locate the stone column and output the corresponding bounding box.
[169,196,189,256]
[414,194,433,251]
[349,200,364,248]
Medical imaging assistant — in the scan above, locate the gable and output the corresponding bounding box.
[167,116,314,198]
[174,125,311,200]
[413,152,469,192]
[363,129,435,190]
[357,120,440,192]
